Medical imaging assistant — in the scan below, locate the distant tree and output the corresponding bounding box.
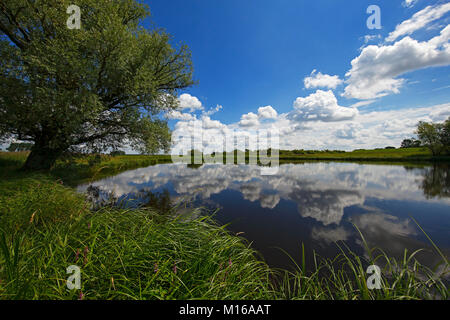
[7,142,33,152]
[416,119,449,156]
[401,138,421,148]
[442,118,450,150]
[110,150,126,156]
[385,146,396,149]
[0,0,194,170]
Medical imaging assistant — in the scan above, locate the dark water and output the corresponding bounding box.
[77,162,450,273]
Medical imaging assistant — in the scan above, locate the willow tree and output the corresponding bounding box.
[0,0,194,170]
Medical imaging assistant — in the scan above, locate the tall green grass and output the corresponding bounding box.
[0,152,448,300]
[0,212,273,299]
[277,239,448,300]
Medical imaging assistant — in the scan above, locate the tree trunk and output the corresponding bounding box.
[22,146,63,171]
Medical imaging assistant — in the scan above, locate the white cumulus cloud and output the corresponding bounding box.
[343,26,450,100]
[289,90,358,123]
[304,70,343,90]
[239,112,260,127]
[257,105,278,119]
[178,93,204,112]
[201,116,226,129]
[335,123,363,140]
[166,110,196,121]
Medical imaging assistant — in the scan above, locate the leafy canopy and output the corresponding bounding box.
[0,0,194,168]
[416,117,450,156]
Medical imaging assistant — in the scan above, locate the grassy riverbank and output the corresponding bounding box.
[193,147,449,164]
[0,152,172,186]
[277,147,449,162]
[0,152,448,300]
[1,147,446,181]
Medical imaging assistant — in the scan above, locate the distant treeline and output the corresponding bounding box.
[6,142,34,152]
[186,147,401,157]
[110,150,126,156]
[400,139,421,148]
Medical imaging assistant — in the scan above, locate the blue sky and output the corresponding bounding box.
[2,0,447,152]
[147,0,373,122]
[142,0,450,152]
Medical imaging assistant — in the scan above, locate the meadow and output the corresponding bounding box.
[0,151,448,300]
[187,147,448,166]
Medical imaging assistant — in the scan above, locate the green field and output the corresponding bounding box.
[191,147,449,164]
[0,152,448,300]
[277,147,449,162]
[0,152,172,186]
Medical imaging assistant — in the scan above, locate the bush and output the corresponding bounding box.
[110,150,126,156]
[401,138,421,148]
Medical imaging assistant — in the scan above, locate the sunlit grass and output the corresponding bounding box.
[0,206,273,299]
[277,147,447,162]
[0,152,172,186]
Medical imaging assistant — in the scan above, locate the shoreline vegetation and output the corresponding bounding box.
[0,151,448,300]
[3,147,447,186]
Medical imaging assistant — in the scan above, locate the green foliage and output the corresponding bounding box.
[442,117,450,149]
[6,143,33,152]
[0,0,194,169]
[416,118,450,156]
[401,138,421,148]
[110,150,126,156]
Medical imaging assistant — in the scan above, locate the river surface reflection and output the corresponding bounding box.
[77,162,450,272]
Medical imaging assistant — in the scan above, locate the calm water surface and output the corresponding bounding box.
[78,162,450,272]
